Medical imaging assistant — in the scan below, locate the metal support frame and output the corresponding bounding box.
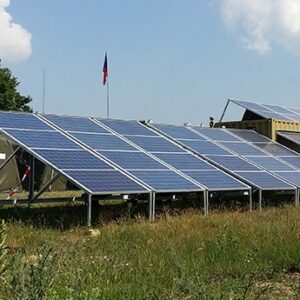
[249,190,253,212]
[87,194,92,227]
[219,99,230,123]
[296,189,299,206]
[28,155,35,202]
[30,173,61,203]
[0,146,20,171]
[204,190,209,216]
[258,190,262,212]
[148,192,155,221]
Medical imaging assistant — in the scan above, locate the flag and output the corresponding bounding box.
[103,53,108,85]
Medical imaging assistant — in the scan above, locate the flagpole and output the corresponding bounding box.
[107,78,110,118]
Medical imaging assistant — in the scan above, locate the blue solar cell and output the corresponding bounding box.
[220,142,266,156]
[72,132,136,151]
[248,156,293,171]
[184,170,248,190]
[245,156,294,171]
[255,111,291,120]
[0,112,51,130]
[99,119,156,136]
[99,151,167,170]
[227,129,271,143]
[154,153,214,170]
[193,128,240,141]
[233,100,267,111]
[64,170,147,193]
[127,136,185,153]
[5,129,81,149]
[182,140,231,155]
[153,124,205,140]
[255,143,296,156]
[235,171,293,189]
[263,104,294,114]
[274,171,300,187]
[130,170,200,191]
[44,114,108,133]
[279,156,300,169]
[34,149,113,170]
[206,155,260,171]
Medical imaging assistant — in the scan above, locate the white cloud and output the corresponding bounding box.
[0,0,32,62]
[217,0,300,55]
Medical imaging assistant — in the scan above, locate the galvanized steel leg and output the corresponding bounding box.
[249,189,253,212]
[203,191,207,216]
[28,155,35,203]
[258,190,262,212]
[296,189,299,206]
[148,193,153,221]
[0,146,20,171]
[152,192,156,221]
[87,194,92,227]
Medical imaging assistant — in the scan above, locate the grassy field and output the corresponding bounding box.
[0,203,299,299]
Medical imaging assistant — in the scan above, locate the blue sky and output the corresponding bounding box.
[2,0,300,125]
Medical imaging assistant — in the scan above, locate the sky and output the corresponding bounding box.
[2,0,300,126]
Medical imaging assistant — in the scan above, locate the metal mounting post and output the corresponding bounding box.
[87,194,92,227]
[258,190,262,212]
[152,192,156,221]
[249,190,253,212]
[296,189,299,206]
[28,155,35,202]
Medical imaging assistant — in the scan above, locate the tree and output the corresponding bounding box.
[0,60,32,112]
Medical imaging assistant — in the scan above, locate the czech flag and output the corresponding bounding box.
[103,53,108,85]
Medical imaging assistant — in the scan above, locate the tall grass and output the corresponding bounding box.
[0,205,299,299]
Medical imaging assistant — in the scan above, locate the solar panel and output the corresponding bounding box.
[154,153,214,170]
[95,119,250,191]
[229,99,300,122]
[151,123,295,190]
[99,151,168,170]
[42,115,202,192]
[273,171,300,187]
[99,119,156,136]
[45,114,107,133]
[219,142,266,156]
[206,155,260,171]
[0,112,148,194]
[255,143,297,156]
[192,127,240,142]
[227,129,270,143]
[193,127,300,188]
[34,149,113,170]
[278,131,300,144]
[244,156,294,171]
[126,135,185,153]
[72,132,136,151]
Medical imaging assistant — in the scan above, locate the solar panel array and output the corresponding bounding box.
[0,112,147,194]
[225,129,300,187]
[42,115,202,193]
[193,127,300,187]
[151,124,295,190]
[230,99,300,122]
[97,119,249,191]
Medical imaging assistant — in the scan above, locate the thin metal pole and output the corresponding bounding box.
[28,155,35,202]
[296,189,299,206]
[152,192,156,221]
[87,194,92,227]
[258,190,262,212]
[249,189,253,212]
[148,193,153,221]
[203,191,207,216]
[106,79,110,118]
[219,99,230,123]
[42,69,46,114]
